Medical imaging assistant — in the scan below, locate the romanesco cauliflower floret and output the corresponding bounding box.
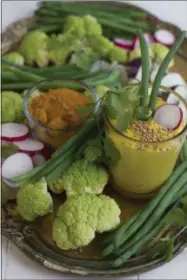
[48,177,65,194]
[88,35,114,57]
[17,177,53,221]
[2,91,24,123]
[150,43,174,68]
[63,15,86,39]
[84,15,102,36]
[19,30,49,67]
[61,159,109,197]
[70,47,98,70]
[108,46,128,63]
[52,194,121,250]
[3,52,24,65]
[128,47,154,62]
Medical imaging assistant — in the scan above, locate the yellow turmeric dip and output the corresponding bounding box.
[29,88,89,147]
[106,99,186,198]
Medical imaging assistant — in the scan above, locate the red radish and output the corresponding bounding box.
[178,102,187,122]
[154,104,183,130]
[41,145,53,160]
[175,85,187,100]
[2,153,33,180]
[114,38,134,50]
[32,154,46,167]
[1,123,29,142]
[153,29,175,47]
[14,138,44,156]
[1,140,9,145]
[133,33,152,49]
[161,73,185,89]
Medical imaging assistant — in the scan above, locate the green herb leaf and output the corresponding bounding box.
[84,146,103,162]
[164,207,187,227]
[103,136,120,165]
[165,238,175,261]
[1,144,18,158]
[116,107,133,132]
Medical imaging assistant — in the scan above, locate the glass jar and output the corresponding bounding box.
[23,78,98,148]
[105,85,187,199]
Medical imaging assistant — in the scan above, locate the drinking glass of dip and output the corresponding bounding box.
[23,78,99,148]
[105,84,187,199]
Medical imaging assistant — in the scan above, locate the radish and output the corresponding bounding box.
[41,145,53,160]
[2,153,33,180]
[1,140,9,145]
[161,73,185,89]
[3,178,19,188]
[114,38,134,50]
[167,85,187,105]
[178,102,187,122]
[1,123,29,142]
[133,33,152,49]
[14,138,44,156]
[153,104,183,130]
[32,154,46,167]
[153,29,175,47]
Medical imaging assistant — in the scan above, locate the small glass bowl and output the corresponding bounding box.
[23,78,99,148]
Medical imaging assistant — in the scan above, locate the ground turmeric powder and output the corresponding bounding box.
[29,88,89,130]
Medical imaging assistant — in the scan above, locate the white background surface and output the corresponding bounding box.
[1,1,187,279]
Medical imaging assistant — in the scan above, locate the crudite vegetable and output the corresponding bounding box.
[53,194,121,250]
[2,91,25,123]
[17,177,53,221]
[3,52,24,66]
[48,159,109,196]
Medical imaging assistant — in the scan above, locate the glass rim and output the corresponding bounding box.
[106,83,187,144]
[23,77,99,132]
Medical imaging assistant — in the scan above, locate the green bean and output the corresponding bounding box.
[182,140,187,161]
[102,161,187,256]
[137,29,150,108]
[118,172,187,254]
[149,31,186,111]
[2,71,19,82]
[97,18,138,34]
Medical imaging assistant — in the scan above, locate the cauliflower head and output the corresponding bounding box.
[88,35,113,57]
[61,159,109,197]
[108,46,128,63]
[2,91,24,123]
[70,47,98,70]
[150,43,174,68]
[84,15,102,36]
[128,47,154,62]
[63,15,86,39]
[3,52,24,65]
[52,194,121,250]
[20,30,49,67]
[17,177,53,221]
[48,177,65,194]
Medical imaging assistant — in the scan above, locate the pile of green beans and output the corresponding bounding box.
[102,160,187,267]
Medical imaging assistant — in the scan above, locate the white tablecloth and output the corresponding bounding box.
[2,1,187,279]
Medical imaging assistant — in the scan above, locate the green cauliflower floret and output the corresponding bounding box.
[88,35,114,57]
[63,15,86,39]
[61,159,109,197]
[2,91,24,123]
[20,30,49,67]
[108,46,128,63]
[17,177,53,221]
[84,15,102,36]
[150,43,174,69]
[48,177,65,194]
[70,47,99,70]
[53,194,121,250]
[48,33,81,65]
[3,52,24,65]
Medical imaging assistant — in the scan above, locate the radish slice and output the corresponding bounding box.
[114,38,134,50]
[1,123,29,142]
[2,153,33,179]
[161,73,186,89]
[41,145,52,160]
[32,154,46,167]
[175,85,187,100]
[154,29,175,47]
[178,102,187,122]
[154,104,183,130]
[133,33,152,49]
[3,178,19,188]
[14,138,44,156]
[1,140,9,145]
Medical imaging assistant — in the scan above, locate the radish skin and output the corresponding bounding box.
[154,29,175,47]
[1,123,29,142]
[14,138,44,156]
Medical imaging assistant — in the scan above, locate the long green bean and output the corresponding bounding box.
[102,161,187,256]
[149,31,186,111]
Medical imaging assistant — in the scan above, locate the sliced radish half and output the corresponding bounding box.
[14,138,44,156]
[153,29,175,47]
[2,153,33,180]
[41,145,53,160]
[153,104,183,130]
[175,85,187,100]
[133,33,152,49]
[1,140,9,145]
[178,102,187,122]
[114,38,134,50]
[1,123,29,142]
[161,73,186,89]
[32,154,46,167]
